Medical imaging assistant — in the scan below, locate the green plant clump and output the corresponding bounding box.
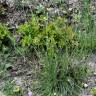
[35,52,88,96]
[0,23,10,50]
[0,4,6,15]
[91,87,96,96]
[3,80,23,96]
[17,15,78,52]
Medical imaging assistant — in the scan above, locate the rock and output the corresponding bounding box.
[94,72,96,76]
[69,0,79,4]
[83,83,89,88]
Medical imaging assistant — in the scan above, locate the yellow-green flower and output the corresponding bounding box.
[13,85,21,93]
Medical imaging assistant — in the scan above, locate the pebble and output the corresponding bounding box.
[83,83,89,88]
[94,72,96,76]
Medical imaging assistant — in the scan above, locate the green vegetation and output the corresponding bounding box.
[17,16,77,51]
[0,4,6,15]
[0,0,96,96]
[91,87,96,96]
[3,80,23,96]
[36,52,89,96]
[0,23,11,50]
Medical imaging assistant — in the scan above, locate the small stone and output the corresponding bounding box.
[83,83,88,88]
[69,8,73,11]
[54,93,56,96]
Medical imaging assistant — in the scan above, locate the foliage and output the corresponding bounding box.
[3,80,23,96]
[17,16,77,52]
[36,4,45,15]
[0,52,13,79]
[0,23,11,50]
[91,87,96,96]
[35,51,88,96]
[74,0,96,53]
[76,31,96,53]
[14,0,23,10]
[0,4,6,15]
[0,23,9,40]
[17,15,39,47]
[0,1,95,96]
